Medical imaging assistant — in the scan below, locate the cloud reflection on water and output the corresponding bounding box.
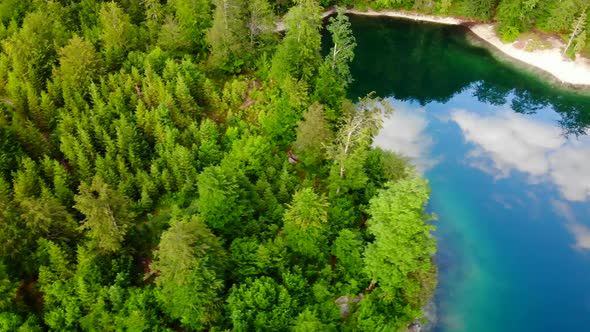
[551,200,590,251]
[451,109,590,202]
[373,103,438,172]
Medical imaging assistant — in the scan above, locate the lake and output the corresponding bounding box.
[345,14,590,331]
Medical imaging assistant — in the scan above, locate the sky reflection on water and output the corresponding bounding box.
[345,13,590,331]
[374,87,590,331]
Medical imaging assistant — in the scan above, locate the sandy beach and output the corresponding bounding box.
[346,9,464,25]
[277,9,590,89]
[468,23,590,87]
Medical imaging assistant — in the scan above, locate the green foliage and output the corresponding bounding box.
[364,174,437,309]
[326,97,392,194]
[57,35,103,92]
[74,176,134,253]
[325,7,357,86]
[259,76,310,146]
[99,2,136,68]
[170,0,213,56]
[495,0,533,40]
[462,0,499,21]
[152,216,226,329]
[293,103,333,168]
[0,0,31,25]
[498,24,521,42]
[0,1,437,330]
[438,0,453,14]
[357,0,590,48]
[157,15,191,53]
[542,0,585,31]
[292,308,332,331]
[574,29,587,54]
[346,290,407,331]
[1,10,67,90]
[314,7,356,108]
[332,229,366,285]
[230,237,264,281]
[226,276,296,331]
[0,263,18,312]
[271,0,323,83]
[283,188,329,260]
[196,165,254,236]
[207,0,249,72]
[207,0,276,72]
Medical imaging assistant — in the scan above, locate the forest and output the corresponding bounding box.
[0,0,438,331]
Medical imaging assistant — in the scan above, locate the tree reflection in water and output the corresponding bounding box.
[334,14,590,137]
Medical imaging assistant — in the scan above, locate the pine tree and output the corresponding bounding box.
[57,35,103,92]
[226,276,296,331]
[246,0,276,52]
[171,0,213,56]
[74,176,133,253]
[151,216,226,330]
[99,2,135,68]
[174,75,199,116]
[207,0,249,71]
[157,15,192,53]
[293,103,333,168]
[270,0,323,83]
[283,188,329,260]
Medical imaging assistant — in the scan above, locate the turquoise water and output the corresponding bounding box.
[345,15,590,331]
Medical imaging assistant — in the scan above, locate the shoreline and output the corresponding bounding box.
[277,8,590,89]
[347,10,590,89]
[467,23,590,89]
[345,9,465,26]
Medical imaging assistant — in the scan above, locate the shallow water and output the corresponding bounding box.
[345,14,590,331]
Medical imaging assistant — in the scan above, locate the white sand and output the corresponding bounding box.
[276,8,462,31]
[469,24,590,87]
[346,9,464,25]
[277,8,590,88]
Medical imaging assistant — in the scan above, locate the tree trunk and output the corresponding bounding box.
[564,8,588,56]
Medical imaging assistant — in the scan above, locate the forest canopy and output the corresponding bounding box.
[0,0,438,331]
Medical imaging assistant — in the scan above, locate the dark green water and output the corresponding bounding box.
[345,15,590,331]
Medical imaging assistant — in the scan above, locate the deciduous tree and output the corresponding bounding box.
[363,174,437,308]
[326,97,392,194]
[314,8,356,108]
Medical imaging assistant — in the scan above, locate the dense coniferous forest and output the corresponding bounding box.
[0,1,438,331]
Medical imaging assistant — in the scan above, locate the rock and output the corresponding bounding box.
[335,295,352,317]
[335,294,365,318]
[408,321,421,332]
